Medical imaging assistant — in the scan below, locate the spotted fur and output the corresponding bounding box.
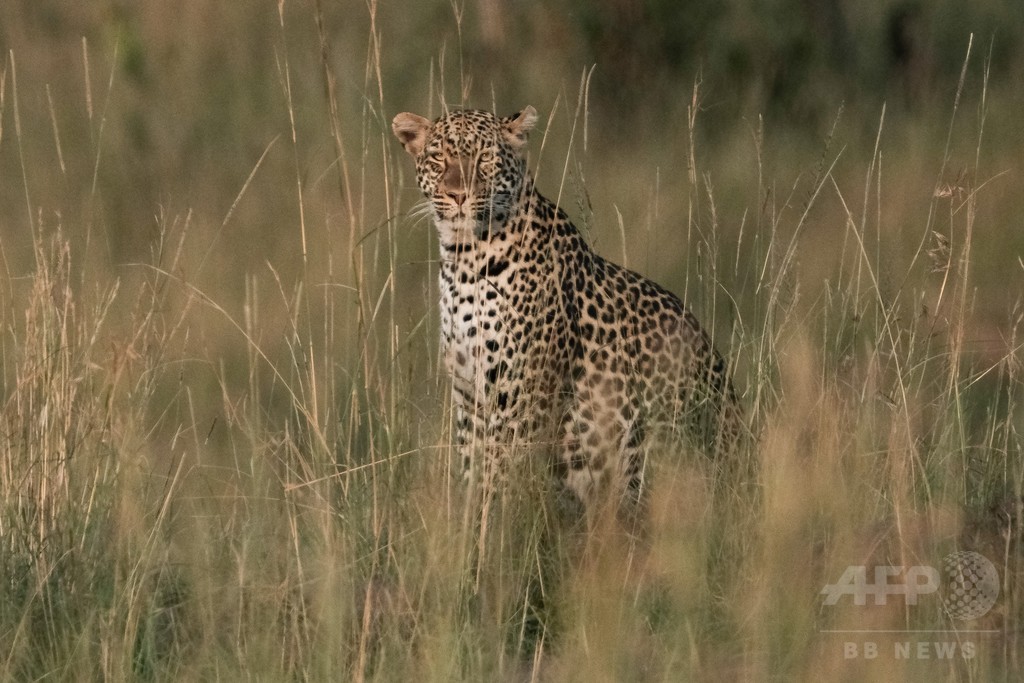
[393,106,744,517]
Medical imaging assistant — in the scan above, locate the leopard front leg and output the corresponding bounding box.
[450,395,508,495]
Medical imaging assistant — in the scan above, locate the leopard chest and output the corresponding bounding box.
[438,256,517,403]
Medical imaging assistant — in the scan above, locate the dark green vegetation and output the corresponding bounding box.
[1,2,1021,680]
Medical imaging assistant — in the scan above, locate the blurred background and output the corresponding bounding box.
[1,2,1021,249]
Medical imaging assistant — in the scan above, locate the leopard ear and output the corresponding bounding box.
[392,113,432,157]
[503,106,538,150]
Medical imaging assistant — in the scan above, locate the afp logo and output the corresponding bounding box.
[821,551,999,620]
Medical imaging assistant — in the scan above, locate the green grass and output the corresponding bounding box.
[1,4,1022,681]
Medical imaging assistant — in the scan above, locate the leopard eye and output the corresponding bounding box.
[478,150,497,165]
[424,147,444,163]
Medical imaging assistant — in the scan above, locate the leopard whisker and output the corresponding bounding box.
[407,199,436,224]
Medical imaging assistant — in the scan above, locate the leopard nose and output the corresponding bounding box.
[446,188,467,206]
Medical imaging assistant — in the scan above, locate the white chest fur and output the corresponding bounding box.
[438,255,512,403]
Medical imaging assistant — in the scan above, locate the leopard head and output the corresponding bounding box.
[392,107,538,241]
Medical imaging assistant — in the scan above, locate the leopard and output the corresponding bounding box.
[392,106,745,523]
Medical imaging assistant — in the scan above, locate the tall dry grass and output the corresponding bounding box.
[0,5,1020,682]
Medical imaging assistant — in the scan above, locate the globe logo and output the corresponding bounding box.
[941,551,999,620]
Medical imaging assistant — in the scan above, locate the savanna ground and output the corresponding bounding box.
[1,2,1022,681]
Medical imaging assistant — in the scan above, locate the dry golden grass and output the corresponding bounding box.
[0,5,1021,681]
